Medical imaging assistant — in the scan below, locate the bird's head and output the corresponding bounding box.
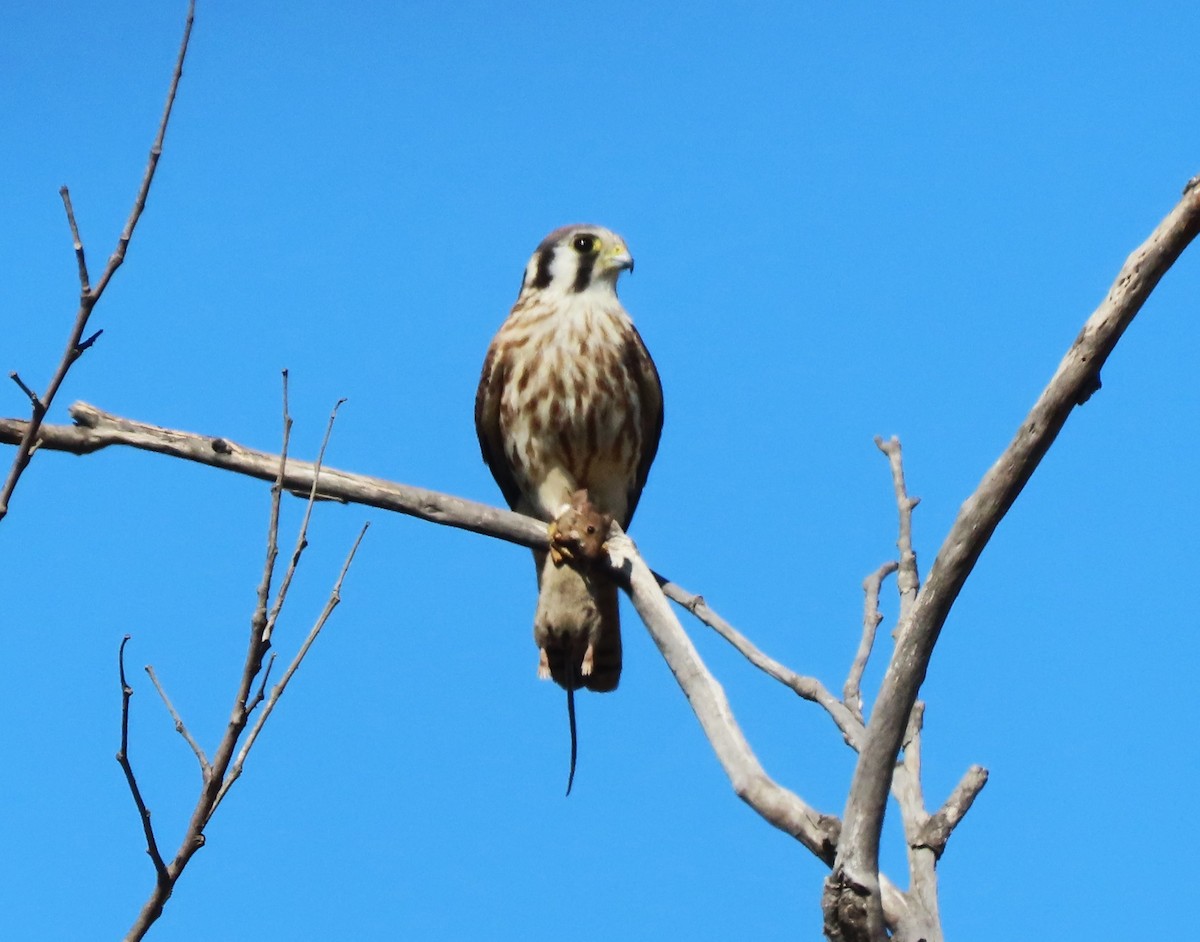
[519,224,633,299]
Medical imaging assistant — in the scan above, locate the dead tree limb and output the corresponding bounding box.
[122,381,367,941]
[607,528,841,860]
[116,636,169,890]
[823,175,1200,942]
[0,0,195,523]
[0,400,545,549]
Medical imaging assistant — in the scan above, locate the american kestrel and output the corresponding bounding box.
[475,225,663,698]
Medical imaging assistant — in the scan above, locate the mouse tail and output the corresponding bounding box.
[565,666,578,797]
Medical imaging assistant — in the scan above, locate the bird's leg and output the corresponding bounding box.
[537,646,552,680]
[580,641,596,677]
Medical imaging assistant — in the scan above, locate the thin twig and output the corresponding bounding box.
[212,522,370,814]
[60,186,90,292]
[9,372,41,408]
[875,436,920,631]
[892,702,927,827]
[262,397,346,643]
[0,0,195,527]
[94,3,192,299]
[659,576,864,747]
[77,329,104,353]
[254,370,292,649]
[919,765,989,859]
[220,372,294,781]
[145,664,210,774]
[247,653,278,716]
[116,636,169,887]
[844,562,898,723]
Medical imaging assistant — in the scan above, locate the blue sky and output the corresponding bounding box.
[2,2,1198,939]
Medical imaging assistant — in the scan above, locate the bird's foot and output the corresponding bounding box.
[581,642,596,677]
[537,647,551,680]
[547,516,575,566]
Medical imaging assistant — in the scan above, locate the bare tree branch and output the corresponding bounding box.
[611,531,917,926]
[661,577,864,747]
[253,370,293,651]
[888,704,943,942]
[840,441,987,941]
[60,186,91,292]
[919,765,989,859]
[664,431,985,940]
[93,0,191,301]
[605,529,841,862]
[875,436,920,630]
[0,0,195,524]
[0,401,548,550]
[123,388,366,940]
[824,176,1200,942]
[8,372,40,407]
[145,664,210,775]
[247,653,278,716]
[262,397,346,644]
[843,562,898,723]
[116,636,169,889]
[213,521,369,815]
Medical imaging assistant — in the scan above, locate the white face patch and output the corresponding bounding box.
[520,225,628,300]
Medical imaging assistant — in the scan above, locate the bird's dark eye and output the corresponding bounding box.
[573,235,596,254]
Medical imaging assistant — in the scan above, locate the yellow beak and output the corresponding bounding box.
[605,242,634,273]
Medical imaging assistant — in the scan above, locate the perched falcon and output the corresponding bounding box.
[475,225,663,697]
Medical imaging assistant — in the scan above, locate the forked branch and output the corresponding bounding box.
[121,382,367,941]
[0,0,195,523]
[825,176,1200,942]
[116,636,169,888]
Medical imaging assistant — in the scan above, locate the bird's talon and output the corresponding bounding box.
[548,517,576,566]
